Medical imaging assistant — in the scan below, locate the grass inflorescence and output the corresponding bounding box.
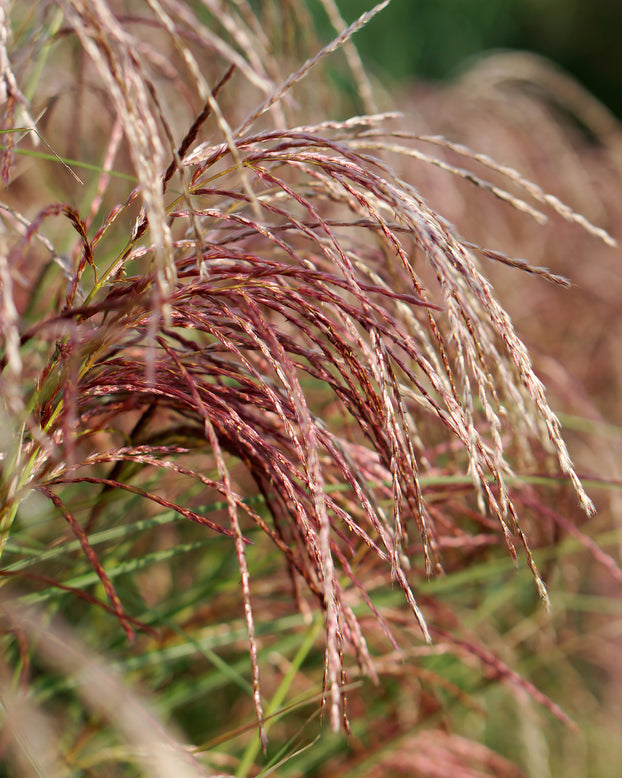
[0,2,620,776]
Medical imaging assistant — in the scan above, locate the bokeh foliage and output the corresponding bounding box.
[309,0,622,116]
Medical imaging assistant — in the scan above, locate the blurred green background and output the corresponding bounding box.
[312,0,621,115]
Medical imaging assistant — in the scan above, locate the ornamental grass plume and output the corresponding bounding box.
[0,1,619,774]
[399,49,622,427]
